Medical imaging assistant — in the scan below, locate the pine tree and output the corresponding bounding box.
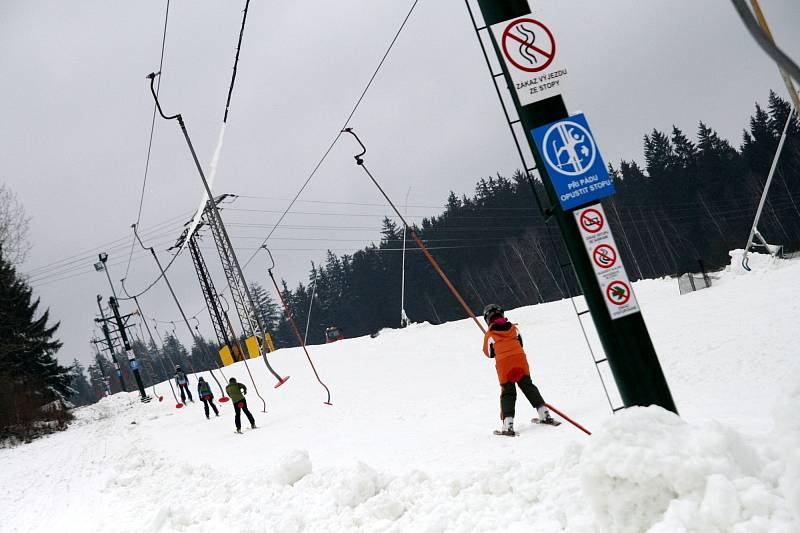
[249,282,281,335]
[67,359,96,407]
[0,248,72,438]
[86,362,109,399]
[0,249,69,397]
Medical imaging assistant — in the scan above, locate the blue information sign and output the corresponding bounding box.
[129,360,139,371]
[531,113,615,210]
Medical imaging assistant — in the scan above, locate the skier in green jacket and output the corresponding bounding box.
[225,377,255,433]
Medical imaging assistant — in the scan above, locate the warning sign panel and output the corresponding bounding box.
[491,14,567,107]
[574,203,640,320]
[579,208,604,234]
[531,113,616,210]
[592,244,617,269]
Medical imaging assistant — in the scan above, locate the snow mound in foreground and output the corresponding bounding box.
[581,375,800,532]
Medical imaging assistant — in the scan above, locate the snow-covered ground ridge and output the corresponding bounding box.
[1,253,798,532]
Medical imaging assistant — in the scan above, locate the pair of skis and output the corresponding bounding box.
[493,417,561,437]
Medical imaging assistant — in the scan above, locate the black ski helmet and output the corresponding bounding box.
[198,377,205,382]
[229,377,236,384]
[175,366,181,371]
[483,303,504,324]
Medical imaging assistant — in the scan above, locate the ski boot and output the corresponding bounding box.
[493,417,516,437]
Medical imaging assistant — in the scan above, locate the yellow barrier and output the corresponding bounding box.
[219,345,234,367]
[263,333,275,353]
[245,336,260,359]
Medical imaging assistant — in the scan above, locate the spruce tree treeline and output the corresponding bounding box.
[0,246,73,441]
[260,93,800,348]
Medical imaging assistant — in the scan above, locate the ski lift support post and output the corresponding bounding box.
[471,0,676,416]
[120,280,183,408]
[131,223,229,401]
[146,71,289,388]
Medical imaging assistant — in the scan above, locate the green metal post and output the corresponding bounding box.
[474,0,677,413]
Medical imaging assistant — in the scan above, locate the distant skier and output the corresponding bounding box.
[174,366,193,404]
[225,377,256,434]
[481,303,556,436]
[196,376,219,419]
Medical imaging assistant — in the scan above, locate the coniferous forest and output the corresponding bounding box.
[3,93,798,428]
[261,92,800,347]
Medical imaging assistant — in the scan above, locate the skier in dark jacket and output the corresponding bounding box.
[225,377,255,433]
[481,303,556,436]
[197,377,219,419]
[174,366,193,404]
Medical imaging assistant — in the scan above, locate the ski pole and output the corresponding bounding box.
[263,247,332,405]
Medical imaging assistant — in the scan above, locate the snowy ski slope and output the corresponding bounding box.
[1,253,798,532]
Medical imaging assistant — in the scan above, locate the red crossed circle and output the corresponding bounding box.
[579,208,604,234]
[501,19,556,73]
[606,281,631,306]
[592,244,617,269]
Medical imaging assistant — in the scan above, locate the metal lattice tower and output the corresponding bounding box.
[186,228,232,350]
[202,199,259,339]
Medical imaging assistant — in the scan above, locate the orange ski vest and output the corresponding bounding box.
[482,323,530,384]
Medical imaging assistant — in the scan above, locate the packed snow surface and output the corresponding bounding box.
[1,253,798,532]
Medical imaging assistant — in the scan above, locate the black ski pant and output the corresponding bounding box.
[202,397,219,418]
[178,383,193,403]
[500,375,545,419]
[233,398,255,430]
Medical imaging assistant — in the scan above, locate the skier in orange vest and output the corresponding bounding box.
[482,303,557,436]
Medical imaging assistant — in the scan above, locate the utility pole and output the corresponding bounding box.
[108,296,151,402]
[96,294,126,392]
[131,225,228,398]
[146,74,288,387]
[471,1,676,412]
[400,187,411,328]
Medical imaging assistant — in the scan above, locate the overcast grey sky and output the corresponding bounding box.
[1,0,798,368]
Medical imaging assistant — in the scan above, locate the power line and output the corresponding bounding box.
[25,210,192,277]
[239,0,422,271]
[125,0,172,280]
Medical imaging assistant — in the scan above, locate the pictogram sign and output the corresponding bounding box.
[592,244,617,269]
[500,19,556,73]
[579,207,604,234]
[491,14,568,106]
[532,113,616,210]
[606,281,631,306]
[574,204,640,320]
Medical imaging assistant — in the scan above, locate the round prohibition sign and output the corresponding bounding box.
[579,208,604,234]
[592,244,617,269]
[606,281,631,306]
[501,18,556,73]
